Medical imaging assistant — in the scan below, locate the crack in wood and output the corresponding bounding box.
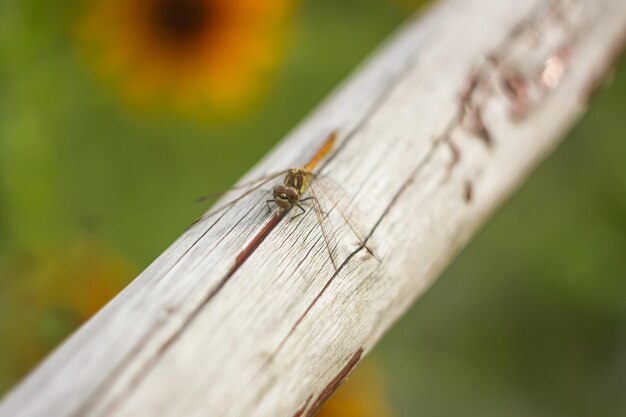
[303,348,363,417]
[69,319,166,417]
[271,0,595,372]
[270,0,592,358]
[70,3,599,416]
[464,180,474,204]
[292,396,312,417]
[494,0,586,120]
[83,206,287,417]
[445,0,590,205]
[276,216,322,276]
[74,17,456,415]
[230,211,288,276]
[466,106,493,147]
[270,134,447,360]
[69,204,259,417]
[316,23,443,176]
[76,86,413,417]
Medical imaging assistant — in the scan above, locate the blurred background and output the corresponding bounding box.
[0,0,625,416]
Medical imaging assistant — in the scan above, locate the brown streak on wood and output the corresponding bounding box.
[464,181,473,204]
[469,107,493,147]
[292,396,312,417]
[446,138,461,173]
[457,64,494,148]
[230,210,287,276]
[70,203,265,414]
[273,267,342,357]
[502,70,530,121]
[459,70,482,104]
[304,349,363,417]
[3,1,625,416]
[271,145,433,358]
[88,208,288,417]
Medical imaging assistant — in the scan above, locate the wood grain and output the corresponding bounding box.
[1,0,625,416]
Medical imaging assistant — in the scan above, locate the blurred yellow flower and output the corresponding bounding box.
[0,239,133,394]
[78,0,294,116]
[318,360,393,417]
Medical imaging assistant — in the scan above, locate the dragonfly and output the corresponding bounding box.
[194,131,375,271]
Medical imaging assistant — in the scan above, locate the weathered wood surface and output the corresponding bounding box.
[2,0,625,416]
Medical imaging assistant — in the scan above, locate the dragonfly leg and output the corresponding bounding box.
[299,197,327,217]
[290,203,307,220]
[266,200,276,214]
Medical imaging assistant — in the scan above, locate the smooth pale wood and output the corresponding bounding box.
[2,0,625,416]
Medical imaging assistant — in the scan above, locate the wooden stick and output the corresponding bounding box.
[2,0,625,416]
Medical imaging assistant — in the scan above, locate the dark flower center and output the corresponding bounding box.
[152,0,212,42]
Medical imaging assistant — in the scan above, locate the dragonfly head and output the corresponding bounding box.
[273,184,299,209]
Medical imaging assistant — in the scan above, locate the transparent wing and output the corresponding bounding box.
[310,174,378,261]
[190,170,287,227]
[308,181,338,271]
[195,170,288,203]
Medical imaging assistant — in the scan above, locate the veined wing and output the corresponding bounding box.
[308,180,339,271]
[195,170,288,203]
[191,170,288,227]
[310,173,378,261]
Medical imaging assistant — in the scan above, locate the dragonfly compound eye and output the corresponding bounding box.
[273,184,286,198]
[285,187,299,202]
